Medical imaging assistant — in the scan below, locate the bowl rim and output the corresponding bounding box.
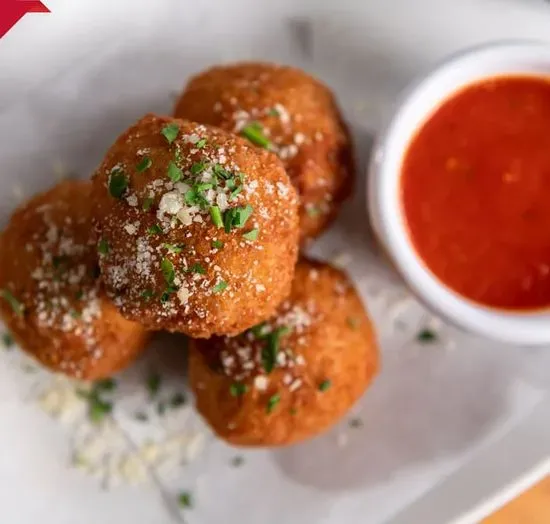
[368,39,550,346]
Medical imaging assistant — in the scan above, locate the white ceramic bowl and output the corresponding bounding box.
[368,41,550,346]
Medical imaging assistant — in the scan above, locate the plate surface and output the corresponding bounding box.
[1,1,550,523]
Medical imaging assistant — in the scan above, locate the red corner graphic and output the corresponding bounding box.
[0,0,50,39]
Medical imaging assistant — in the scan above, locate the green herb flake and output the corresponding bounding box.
[0,289,24,317]
[209,206,223,228]
[187,263,206,275]
[211,239,224,249]
[142,197,154,211]
[148,224,163,236]
[266,393,281,414]
[70,309,81,319]
[52,255,68,270]
[170,392,186,408]
[136,157,152,173]
[167,162,183,183]
[190,161,207,176]
[251,322,268,339]
[243,228,259,241]
[230,382,248,397]
[223,204,253,233]
[318,379,331,392]
[161,123,180,144]
[417,328,437,343]
[108,168,128,199]
[95,378,117,393]
[98,238,109,255]
[163,243,185,254]
[262,326,290,373]
[89,399,113,424]
[241,122,272,149]
[231,455,244,467]
[75,290,84,300]
[230,186,243,200]
[178,491,193,509]
[161,258,175,286]
[196,138,207,149]
[268,107,280,117]
[141,289,155,301]
[2,332,13,348]
[147,371,162,398]
[212,281,228,294]
[346,317,359,330]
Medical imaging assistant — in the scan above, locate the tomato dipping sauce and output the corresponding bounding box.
[401,76,550,311]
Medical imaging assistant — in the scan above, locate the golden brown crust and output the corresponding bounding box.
[91,114,299,337]
[188,258,379,447]
[0,180,150,380]
[173,62,355,244]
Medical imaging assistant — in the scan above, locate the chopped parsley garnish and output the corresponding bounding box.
[213,163,231,180]
[251,322,269,338]
[136,157,152,173]
[349,417,363,429]
[346,317,359,330]
[223,204,253,232]
[261,326,290,373]
[190,161,207,175]
[75,290,84,300]
[148,224,163,235]
[241,122,272,149]
[146,371,161,398]
[160,286,177,303]
[212,281,228,294]
[178,491,192,509]
[52,255,68,270]
[98,238,109,255]
[417,328,436,343]
[0,289,24,317]
[161,258,175,286]
[2,332,13,348]
[230,185,243,200]
[89,398,113,424]
[95,378,117,392]
[170,392,186,408]
[141,289,155,300]
[135,412,148,422]
[196,138,207,149]
[70,309,81,319]
[108,168,128,199]
[209,206,223,228]
[266,393,281,414]
[167,162,183,182]
[231,455,244,467]
[306,205,321,217]
[142,197,154,211]
[318,379,331,392]
[268,107,280,117]
[163,243,185,254]
[161,123,179,144]
[187,263,206,274]
[243,228,259,241]
[78,383,114,424]
[230,382,248,397]
[211,239,224,249]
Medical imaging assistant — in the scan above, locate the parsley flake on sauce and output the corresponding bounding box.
[211,239,224,249]
[230,382,248,397]
[209,205,223,228]
[142,197,154,211]
[148,224,163,236]
[266,393,281,414]
[136,157,152,173]
[161,258,175,286]
[167,162,183,183]
[243,228,259,241]
[241,122,272,149]
[212,281,228,294]
[108,167,128,199]
[318,379,331,392]
[98,238,109,255]
[161,123,180,144]
[178,491,193,509]
[0,289,24,317]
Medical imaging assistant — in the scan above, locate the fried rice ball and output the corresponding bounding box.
[173,62,355,244]
[0,180,150,380]
[188,258,379,447]
[91,114,299,337]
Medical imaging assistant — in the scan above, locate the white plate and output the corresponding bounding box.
[1,1,550,523]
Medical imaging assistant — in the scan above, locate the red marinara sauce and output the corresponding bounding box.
[401,76,550,310]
